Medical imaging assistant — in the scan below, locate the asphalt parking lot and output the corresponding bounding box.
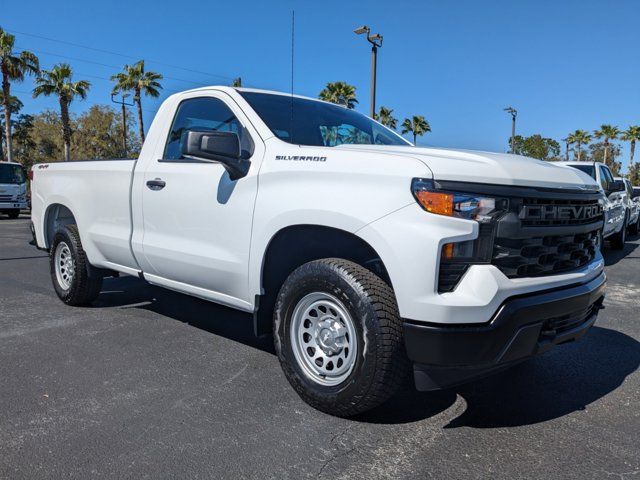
[1,214,639,479]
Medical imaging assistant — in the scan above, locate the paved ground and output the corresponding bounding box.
[1,214,639,479]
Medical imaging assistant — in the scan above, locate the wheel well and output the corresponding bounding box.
[255,224,391,336]
[44,204,76,248]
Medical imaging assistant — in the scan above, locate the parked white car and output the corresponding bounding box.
[559,161,627,248]
[30,87,606,416]
[615,177,640,235]
[0,162,28,219]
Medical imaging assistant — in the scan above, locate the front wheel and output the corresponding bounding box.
[50,225,103,306]
[274,258,409,417]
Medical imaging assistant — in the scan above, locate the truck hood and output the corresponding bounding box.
[335,145,599,190]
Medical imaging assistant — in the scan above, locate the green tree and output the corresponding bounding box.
[12,113,35,169]
[33,63,91,161]
[620,125,640,166]
[0,91,23,161]
[524,134,561,160]
[0,27,39,162]
[566,129,592,161]
[401,115,431,144]
[111,60,163,143]
[231,77,242,87]
[589,142,622,175]
[318,81,358,109]
[73,105,140,159]
[593,124,620,166]
[628,162,640,185]
[375,106,397,130]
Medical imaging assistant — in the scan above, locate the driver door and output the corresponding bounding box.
[137,93,262,310]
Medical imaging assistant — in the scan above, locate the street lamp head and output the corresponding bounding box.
[354,25,370,35]
[370,33,382,41]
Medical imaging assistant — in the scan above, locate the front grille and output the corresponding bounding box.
[520,198,603,227]
[493,230,598,278]
[0,195,13,202]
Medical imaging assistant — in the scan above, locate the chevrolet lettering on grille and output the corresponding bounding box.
[520,204,603,222]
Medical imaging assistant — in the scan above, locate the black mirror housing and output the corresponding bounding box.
[609,180,626,193]
[182,130,250,181]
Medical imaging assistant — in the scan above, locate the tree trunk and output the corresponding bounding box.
[2,68,13,163]
[603,139,609,165]
[630,140,635,166]
[59,97,72,161]
[577,142,582,161]
[413,132,416,145]
[135,87,145,144]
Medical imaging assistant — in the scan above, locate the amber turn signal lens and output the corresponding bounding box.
[442,243,454,260]
[415,191,453,216]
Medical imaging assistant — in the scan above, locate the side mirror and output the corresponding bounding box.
[608,180,626,194]
[182,130,250,181]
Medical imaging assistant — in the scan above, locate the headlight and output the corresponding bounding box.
[411,178,508,223]
[17,194,26,201]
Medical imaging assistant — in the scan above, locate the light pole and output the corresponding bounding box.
[354,25,383,118]
[504,106,517,154]
[111,93,134,158]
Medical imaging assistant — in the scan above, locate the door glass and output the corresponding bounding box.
[164,97,244,160]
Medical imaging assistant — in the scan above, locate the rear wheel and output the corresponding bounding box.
[274,258,409,417]
[610,214,627,250]
[50,225,103,306]
[7,209,19,219]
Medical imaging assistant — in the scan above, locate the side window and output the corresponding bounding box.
[163,97,244,160]
[599,166,613,190]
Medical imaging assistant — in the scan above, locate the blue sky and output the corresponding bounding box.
[5,0,640,171]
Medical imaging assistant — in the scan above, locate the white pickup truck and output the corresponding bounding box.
[31,87,607,416]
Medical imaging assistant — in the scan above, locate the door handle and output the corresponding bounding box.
[146,179,166,191]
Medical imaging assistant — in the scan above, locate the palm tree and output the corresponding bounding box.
[566,130,591,161]
[561,136,572,161]
[111,60,163,143]
[375,106,397,130]
[620,125,640,166]
[593,124,620,166]
[231,77,242,87]
[33,63,90,161]
[0,92,23,161]
[0,27,39,162]
[318,81,358,109]
[401,115,431,145]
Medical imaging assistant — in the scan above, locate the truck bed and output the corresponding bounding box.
[31,159,140,274]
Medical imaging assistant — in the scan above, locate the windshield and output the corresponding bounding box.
[0,164,26,184]
[240,91,410,147]
[567,164,595,180]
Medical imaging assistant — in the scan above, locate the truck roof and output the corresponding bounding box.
[175,85,347,107]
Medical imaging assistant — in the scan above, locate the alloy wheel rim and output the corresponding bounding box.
[290,292,358,386]
[54,241,75,290]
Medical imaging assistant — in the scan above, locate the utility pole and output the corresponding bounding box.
[354,26,383,118]
[504,106,518,153]
[111,93,134,158]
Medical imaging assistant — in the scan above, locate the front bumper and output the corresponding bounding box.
[0,201,27,210]
[405,272,606,391]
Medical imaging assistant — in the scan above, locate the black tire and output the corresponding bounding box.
[50,225,103,306]
[274,258,409,417]
[629,215,639,236]
[7,209,20,219]
[610,215,627,250]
